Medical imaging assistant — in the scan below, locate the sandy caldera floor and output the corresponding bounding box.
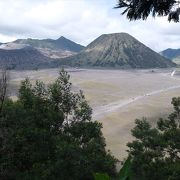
[9,68,180,160]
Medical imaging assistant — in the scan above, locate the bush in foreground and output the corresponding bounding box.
[94,97,180,180]
[0,69,117,180]
[127,97,180,180]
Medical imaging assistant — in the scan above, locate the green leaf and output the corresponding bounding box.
[93,173,111,180]
[118,156,132,180]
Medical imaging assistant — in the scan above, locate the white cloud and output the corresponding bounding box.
[0,0,180,51]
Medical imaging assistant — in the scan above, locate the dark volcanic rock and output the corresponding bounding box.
[0,47,51,70]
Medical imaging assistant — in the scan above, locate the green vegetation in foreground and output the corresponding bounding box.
[96,98,180,180]
[0,69,117,180]
[116,0,180,22]
[0,69,180,180]
[94,156,132,180]
[127,98,180,180]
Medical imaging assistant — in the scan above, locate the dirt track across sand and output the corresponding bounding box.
[93,84,180,119]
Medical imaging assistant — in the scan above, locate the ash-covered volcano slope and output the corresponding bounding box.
[57,33,175,69]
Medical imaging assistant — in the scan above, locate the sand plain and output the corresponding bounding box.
[9,68,180,160]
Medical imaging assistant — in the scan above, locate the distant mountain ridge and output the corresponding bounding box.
[57,33,175,69]
[13,36,84,52]
[160,48,180,65]
[0,33,176,70]
[0,35,85,69]
[0,36,85,69]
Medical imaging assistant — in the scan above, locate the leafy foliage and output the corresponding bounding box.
[118,156,132,180]
[116,0,180,22]
[94,173,110,180]
[127,97,180,180]
[0,69,8,113]
[94,157,132,180]
[0,69,117,180]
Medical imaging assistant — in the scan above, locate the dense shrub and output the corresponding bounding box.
[0,69,117,180]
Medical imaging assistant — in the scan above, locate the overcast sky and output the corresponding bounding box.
[0,0,180,52]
